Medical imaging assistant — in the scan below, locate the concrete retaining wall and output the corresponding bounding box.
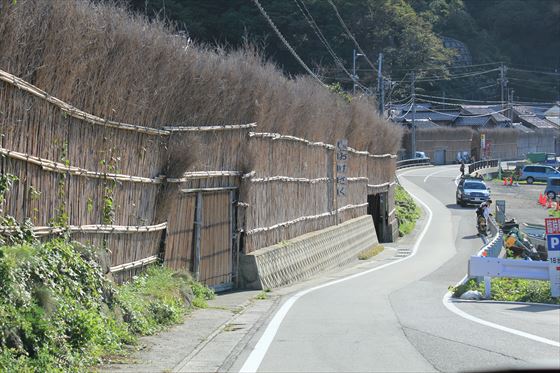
[239,215,378,289]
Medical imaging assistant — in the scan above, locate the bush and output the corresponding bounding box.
[395,185,421,236]
[0,239,214,371]
[451,278,560,305]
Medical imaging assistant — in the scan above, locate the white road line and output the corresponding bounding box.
[423,167,458,183]
[239,172,434,373]
[442,277,560,348]
[404,167,558,347]
[454,174,461,186]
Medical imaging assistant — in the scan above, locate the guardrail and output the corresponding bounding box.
[469,256,550,298]
[480,218,503,259]
[468,159,499,174]
[396,158,431,170]
[468,217,553,298]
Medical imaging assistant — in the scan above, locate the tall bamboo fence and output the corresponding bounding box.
[402,127,474,164]
[240,133,395,252]
[476,129,519,160]
[1,67,398,284]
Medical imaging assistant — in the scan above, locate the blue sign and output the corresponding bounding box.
[547,234,560,251]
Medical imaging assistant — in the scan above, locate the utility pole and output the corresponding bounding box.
[377,53,384,116]
[411,71,416,158]
[352,49,364,96]
[508,89,515,124]
[352,49,357,95]
[499,64,508,109]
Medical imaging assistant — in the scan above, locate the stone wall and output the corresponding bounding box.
[239,215,378,289]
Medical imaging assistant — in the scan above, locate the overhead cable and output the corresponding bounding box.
[416,93,503,104]
[252,0,325,86]
[327,0,384,77]
[409,68,500,83]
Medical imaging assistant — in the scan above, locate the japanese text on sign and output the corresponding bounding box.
[336,139,348,197]
[545,218,560,234]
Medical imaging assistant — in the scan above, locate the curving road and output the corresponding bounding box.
[235,165,560,373]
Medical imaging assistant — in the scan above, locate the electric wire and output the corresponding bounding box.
[390,98,415,119]
[292,0,371,93]
[327,0,382,76]
[416,93,503,104]
[407,68,500,83]
[509,67,560,77]
[251,0,325,86]
[420,105,510,118]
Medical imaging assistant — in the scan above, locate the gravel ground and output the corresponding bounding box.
[485,179,550,226]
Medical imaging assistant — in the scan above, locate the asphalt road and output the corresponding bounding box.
[235,165,560,373]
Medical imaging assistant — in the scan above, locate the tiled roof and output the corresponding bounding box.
[514,105,549,118]
[401,110,459,122]
[546,116,560,126]
[512,123,534,133]
[518,115,557,129]
[454,116,491,126]
[544,105,560,117]
[460,105,510,123]
[403,118,439,128]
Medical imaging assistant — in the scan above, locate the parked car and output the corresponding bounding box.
[526,152,559,167]
[544,176,560,199]
[519,164,560,184]
[415,151,428,159]
[456,177,490,207]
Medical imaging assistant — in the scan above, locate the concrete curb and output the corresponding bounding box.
[239,215,378,289]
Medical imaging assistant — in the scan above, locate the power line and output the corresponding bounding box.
[327,0,383,77]
[251,0,324,85]
[389,62,503,72]
[293,1,348,76]
[508,77,559,86]
[292,0,372,94]
[416,93,503,104]
[419,105,510,118]
[509,67,560,77]
[409,68,500,83]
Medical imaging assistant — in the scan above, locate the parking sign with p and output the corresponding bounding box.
[546,234,560,251]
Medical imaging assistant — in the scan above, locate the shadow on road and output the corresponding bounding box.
[445,203,477,210]
[461,234,480,240]
[506,304,560,313]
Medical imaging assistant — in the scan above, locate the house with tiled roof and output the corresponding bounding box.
[458,105,511,127]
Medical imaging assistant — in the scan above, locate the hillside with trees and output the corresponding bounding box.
[128,0,560,102]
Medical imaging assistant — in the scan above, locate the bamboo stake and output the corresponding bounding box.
[0,70,170,136]
[109,255,159,273]
[163,123,257,131]
[0,147,164,184]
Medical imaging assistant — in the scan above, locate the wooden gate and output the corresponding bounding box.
[165,188,236,291]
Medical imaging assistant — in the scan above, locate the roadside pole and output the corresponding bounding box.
[411,71,416,158]
[544,218,560,297]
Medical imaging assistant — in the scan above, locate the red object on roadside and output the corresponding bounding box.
[503,178,507,185]
[481,250,487,257]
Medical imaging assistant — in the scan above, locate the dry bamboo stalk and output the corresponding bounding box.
[0,147,164,184]
[109,255,159,273]
[0,69,170,136]
[245,203,368,235]
[367,182,391,188]
[251,176,330,183]
[168,171,243,182]
[163,123,257,131]
[0,223,166,236]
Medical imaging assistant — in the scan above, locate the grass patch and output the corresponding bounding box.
[0,239,214,371]
[395,185,421,237]
[255,291,269,300]
[358,244,384,260]
[450,278,559,305]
